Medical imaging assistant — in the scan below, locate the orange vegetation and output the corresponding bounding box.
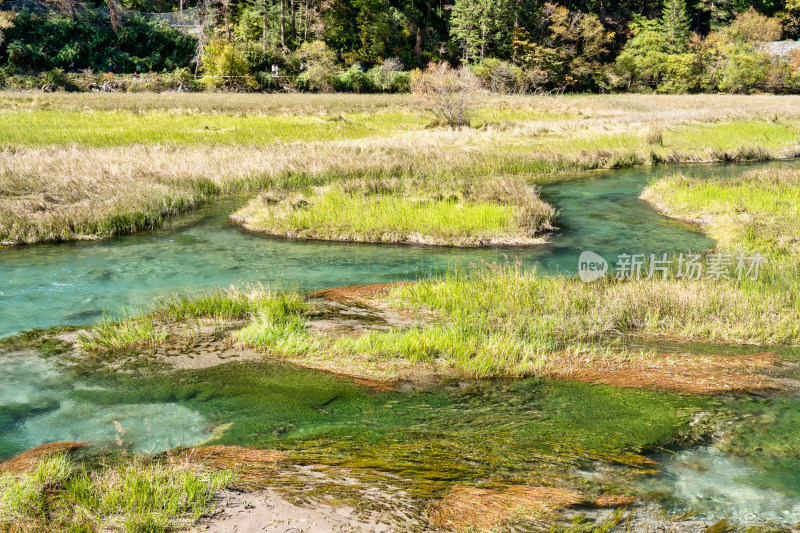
[0,442,87,474]
[429,485,582,531]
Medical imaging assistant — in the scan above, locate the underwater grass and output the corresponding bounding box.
[232,177,556,246]
[0,453,235,532]
[68,358,709,502]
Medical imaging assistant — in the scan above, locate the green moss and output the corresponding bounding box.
[71,360,709,498]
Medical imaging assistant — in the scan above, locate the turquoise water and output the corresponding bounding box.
[0,351,213,458]
[2,159,800,525]
[6,160,795,339]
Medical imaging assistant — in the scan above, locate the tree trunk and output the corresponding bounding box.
[109,0,121,31]
[415,27,422,63]
[280,0,287,50]
[303,0,309,41]
[262,0,268,52]
[290,0,296,41]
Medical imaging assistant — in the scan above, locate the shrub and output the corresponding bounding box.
[294,41,337,92]
[410,63,480,127]
[335,64,374,93]
[645,121,664,145]
[200,39,256,91]
[366,57,405,92]
[471,58,524,94]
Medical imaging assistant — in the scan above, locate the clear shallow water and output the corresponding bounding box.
[4,159,796,339]
[0,351,213,458]
[645,446,800,526]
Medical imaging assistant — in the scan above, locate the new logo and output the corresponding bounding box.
[578,251,608,282]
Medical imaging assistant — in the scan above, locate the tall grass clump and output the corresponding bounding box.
[78,311,166,352]
[79,286,309,353]
[235,262,799,378]
[155,285,307,321]
[0,454,235,532]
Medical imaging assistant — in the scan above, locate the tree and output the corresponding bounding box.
[200,38,253,89]
[295,40,337,91]
[449,0,514,62]
[0,12,14,46]
[726,7,782,43]
[661,0,690,53]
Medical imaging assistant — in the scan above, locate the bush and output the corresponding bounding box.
[471,59,525,94]
[294,41,337,92]
[388,71,410,93]
[335,65,374,93]
[410,63,480,127]
[199,39,256,91]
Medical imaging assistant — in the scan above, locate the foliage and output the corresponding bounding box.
[615,8,790,94]
[200,39,256,90]
[661,0,691,53]
[1,9,195,73]
[410,62,479,126]
[295,40,337,92]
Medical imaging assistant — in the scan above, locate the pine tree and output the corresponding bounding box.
[661,0,691,53]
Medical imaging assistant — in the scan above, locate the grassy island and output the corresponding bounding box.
[231,177,556,246]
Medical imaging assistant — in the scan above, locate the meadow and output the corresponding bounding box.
[4,93,800,244]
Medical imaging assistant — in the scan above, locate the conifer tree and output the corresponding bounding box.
[661,0,691,53]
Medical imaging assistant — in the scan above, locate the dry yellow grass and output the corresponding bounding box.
[4,93,800,244]
[429,485,583,531]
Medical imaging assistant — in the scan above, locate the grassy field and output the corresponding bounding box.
[232,177,555,246]
[3,93,800,244]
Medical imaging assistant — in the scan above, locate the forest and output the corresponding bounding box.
[0,0,799,93]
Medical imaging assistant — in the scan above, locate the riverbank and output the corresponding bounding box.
[4,93,800,245]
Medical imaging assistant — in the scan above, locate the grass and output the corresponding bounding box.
[0,453,235,532]
[642,167,800,262]
[3,93,800,245]
[232,177,556,246]
[77,286,308,353]
[76,260,797,380]
[229,264,799,380]
[0,109,428,147]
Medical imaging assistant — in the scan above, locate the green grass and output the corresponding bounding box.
[4,94,800,245]
[0,109,429,147]
[232,177,556,246]
[232,263,800,378]
[78,287,309,353]
[0,454,235,532]
[642,167,800,261]
[78,311,166,352]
